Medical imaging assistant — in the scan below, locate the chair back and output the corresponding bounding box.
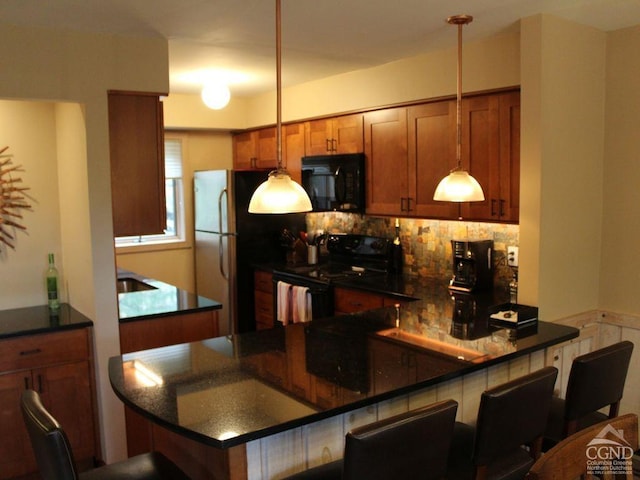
[565,341,634,422]
[527,413,638,480]
[342,399,458,480]
[474,366,558,466]
[20,389,79,480]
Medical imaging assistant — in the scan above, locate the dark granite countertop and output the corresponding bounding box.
[0,303,93,340]
[109,281,578,449]
[117,269,222,323]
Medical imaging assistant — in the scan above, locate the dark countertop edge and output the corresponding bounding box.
[0,303,94,340]
[0,321,93,341]
[118,302,222,324]
[110,322,579,449]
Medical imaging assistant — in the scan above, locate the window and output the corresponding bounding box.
[115,138,184,246]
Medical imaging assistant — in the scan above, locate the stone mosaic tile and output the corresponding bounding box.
[306,212,519,290]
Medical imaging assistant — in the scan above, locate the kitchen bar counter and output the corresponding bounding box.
[0,303,92,339]
[109,284,578,452]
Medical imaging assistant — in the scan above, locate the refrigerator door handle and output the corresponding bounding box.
[218,188,230,280]
[218,188,228,235]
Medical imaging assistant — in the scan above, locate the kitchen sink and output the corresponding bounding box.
[116,277,157,294]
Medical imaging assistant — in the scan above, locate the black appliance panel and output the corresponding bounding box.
[301,153,365,212]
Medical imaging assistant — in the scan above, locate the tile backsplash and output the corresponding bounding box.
[306,212,519,290]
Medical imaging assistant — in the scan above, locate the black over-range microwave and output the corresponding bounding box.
[301,153,365,213]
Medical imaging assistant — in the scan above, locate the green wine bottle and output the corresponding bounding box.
[46,253,60,310]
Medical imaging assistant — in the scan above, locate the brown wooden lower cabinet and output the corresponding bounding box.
[119,309,219,457]
[334,287,407,316]
[0,328,98,479]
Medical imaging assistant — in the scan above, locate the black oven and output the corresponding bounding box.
[301,153,365,212]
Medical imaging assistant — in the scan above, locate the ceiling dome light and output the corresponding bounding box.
[201,81,231,110]
[433,14,485,203]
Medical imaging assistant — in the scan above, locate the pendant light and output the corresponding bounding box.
[248,0,312,214]
[433,15,485,203]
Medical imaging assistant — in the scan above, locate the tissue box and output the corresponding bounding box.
[488,302,538,328]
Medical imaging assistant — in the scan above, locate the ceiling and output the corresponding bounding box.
[1,0,638,97]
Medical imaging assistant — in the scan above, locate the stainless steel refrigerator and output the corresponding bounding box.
[194,170,305,335]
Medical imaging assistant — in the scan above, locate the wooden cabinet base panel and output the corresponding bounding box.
[151,422,248,480]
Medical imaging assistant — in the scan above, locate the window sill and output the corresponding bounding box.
[116,238,191,255]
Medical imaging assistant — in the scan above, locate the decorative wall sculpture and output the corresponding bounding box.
[0,147,31,249]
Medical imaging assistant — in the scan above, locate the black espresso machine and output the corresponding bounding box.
[449,239,494,292]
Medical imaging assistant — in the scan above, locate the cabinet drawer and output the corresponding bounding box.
[255,290,274,330]
[254,270,273,293]
[334,288,385,314]
[0,328,89,372]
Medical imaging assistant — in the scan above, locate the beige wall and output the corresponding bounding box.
[520,15,606,321]
[600,25,640,315]
[0,23,169,463]
[0,100,62,307]
[115,130,233,291]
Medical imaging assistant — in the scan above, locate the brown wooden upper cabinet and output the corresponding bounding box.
[283,123,305,183]
[365,89,520,223]
[364,107,409,215]
[460,91,520,222]
[108,91,166,237]
[305,114,363,155]
[233,127,278,170]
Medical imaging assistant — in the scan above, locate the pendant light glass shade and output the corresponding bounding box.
[433,169,485,202]
[248,0,312,214]
[433,14,485,203]
[248,169,312,213]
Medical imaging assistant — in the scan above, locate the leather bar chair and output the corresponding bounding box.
[527,413,638,480]
[447,366,558,480]
[285,399,458,480]
[20,389,190,480]
[543,340,634,451]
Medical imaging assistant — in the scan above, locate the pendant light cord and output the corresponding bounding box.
[276,0,283,171]
[455,21,462,170]
[447,15,472,172]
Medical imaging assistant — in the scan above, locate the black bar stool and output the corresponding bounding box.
[447,366,558,480]
[285,399,458,480]
[543,340,634,451]
[20,389,189,480]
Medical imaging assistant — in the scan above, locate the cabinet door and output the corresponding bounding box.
[233,131,257,169]
[283,123,305,183]
[497,91,520,222]
[255,127,277,169]
[0,371,35,478]
[460,92,520,222]
[305,114,363,155]
[459,94,501,221]
[364,108,409,215]
[408,101,458,219]
[36,361,95,464]
[109,91,166,237]
[332,114,363,153]
[305,119,333,155]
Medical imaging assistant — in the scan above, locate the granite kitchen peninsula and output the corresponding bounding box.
[109,280,579,480]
